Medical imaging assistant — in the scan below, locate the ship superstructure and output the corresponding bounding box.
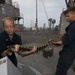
[0,0,24,33]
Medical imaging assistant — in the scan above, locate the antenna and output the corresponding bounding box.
[35,0,38,31]
[41,0,48,20]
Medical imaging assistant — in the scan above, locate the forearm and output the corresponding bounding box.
[24,50,34,54]
[18,50,34,56]
[58,41,63,44]
[52,40,63,45]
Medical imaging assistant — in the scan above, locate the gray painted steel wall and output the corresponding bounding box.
[59,13,69,34]
[5,0,12,5]
[2,3,15,18]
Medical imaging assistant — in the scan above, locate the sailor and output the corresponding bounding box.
[53,7,75,75]
[0,17,37,67]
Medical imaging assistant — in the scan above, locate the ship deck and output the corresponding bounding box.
[17,29,75,75]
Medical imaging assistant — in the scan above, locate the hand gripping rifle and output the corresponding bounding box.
[1,45,15,57]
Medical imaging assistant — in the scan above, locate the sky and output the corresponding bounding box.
[12,0,66,28]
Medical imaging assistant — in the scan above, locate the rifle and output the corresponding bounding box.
[1,39,61,57]
[18,39,53,57]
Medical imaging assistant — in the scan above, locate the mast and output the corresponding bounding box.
[65,0,68,7]
[35,0,38,31]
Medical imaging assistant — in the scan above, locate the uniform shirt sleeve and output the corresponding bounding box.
[62,23,75,46]
[15,35,22,45]
[0,35,6,55]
